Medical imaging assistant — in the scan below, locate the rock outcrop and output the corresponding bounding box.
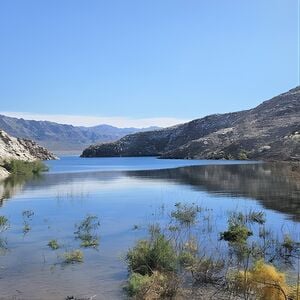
[0,130,57,180]
[81,86,300,161]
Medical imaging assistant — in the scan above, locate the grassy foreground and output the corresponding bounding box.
[125,203,300,300]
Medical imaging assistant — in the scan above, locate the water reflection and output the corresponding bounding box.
[1,162,300,221]
[0,174,45,205]
[127,163,300,221]
[0,160,299,299]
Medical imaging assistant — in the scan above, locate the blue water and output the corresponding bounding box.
[0,157,298,300]
[46,156,257,173]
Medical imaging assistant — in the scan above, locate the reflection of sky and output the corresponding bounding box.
[11,175,165,199]
[45,156,258,174]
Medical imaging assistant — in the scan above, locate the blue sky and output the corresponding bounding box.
[0,0,298,127]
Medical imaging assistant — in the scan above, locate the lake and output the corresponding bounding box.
[0,156,299,299]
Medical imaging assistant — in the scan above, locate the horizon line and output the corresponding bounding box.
[0,111,191,129]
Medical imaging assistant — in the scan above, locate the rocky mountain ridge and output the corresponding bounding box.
[81,87,300,161]
[0,115,159,152]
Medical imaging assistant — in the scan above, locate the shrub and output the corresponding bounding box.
[126,272,151,297]
[178,251,197,268]
[220,223,252,244]
[190,257,225,284]
[127,271,179,299]
[126,233,176,276]
[233,259,289,300]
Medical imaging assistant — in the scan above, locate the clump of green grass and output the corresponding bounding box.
[48,239,60,250]
[74,215,100,248]
[126,231,176,276]
[63,249,84,264]
[3,159,48,177]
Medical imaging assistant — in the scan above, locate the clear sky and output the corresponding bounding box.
[0,0,298,127]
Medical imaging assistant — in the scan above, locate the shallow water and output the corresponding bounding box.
[0,157,299,299]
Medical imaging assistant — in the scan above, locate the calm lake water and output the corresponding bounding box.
[0,156,299,299]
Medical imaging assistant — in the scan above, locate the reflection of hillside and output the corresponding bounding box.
[0,174,45,205]
[127,163,300,221]
[1,162,300,221]
[0,177,25,205]
[0,171,127,200]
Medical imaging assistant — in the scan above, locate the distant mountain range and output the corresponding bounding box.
[0,115,159,152]
[82,86,300,161]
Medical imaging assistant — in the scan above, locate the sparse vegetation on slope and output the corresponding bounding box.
[82,86,300,161]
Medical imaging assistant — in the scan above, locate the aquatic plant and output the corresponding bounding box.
[48,239,60,250]
[0,216,9,232]
[22,210,34,234]
[125,204,300,299]
[220,223,252,244]
[170,203,200,227]
[74,215,100,248]
[63,249,84,264]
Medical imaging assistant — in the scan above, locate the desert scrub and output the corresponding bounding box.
[74,215,100,248]
[125,204,300,299]
[63,250,84,264]
[126,231,176,276]
[126,272,151,297]
[232,259,289,300]
[3,159,48,177]
[48,239,60,250]
[127,271,179,299]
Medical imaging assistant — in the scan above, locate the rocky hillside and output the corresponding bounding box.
[0,130,57,180]
[81,87,300,161]
[0,130,56,162]
[0,115,159,152]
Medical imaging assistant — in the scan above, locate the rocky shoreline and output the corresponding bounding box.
[0,130,57,180]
